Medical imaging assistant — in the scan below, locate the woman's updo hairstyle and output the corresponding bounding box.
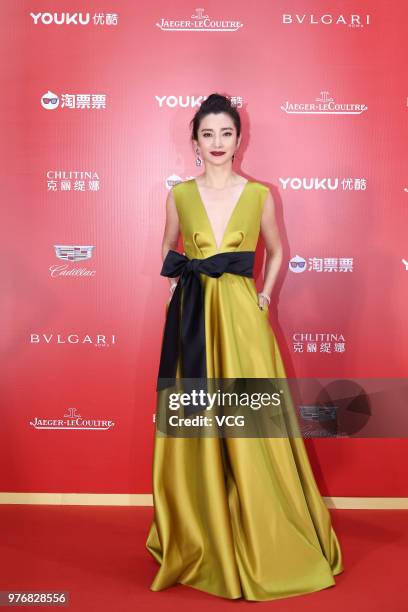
[190,93,241,142]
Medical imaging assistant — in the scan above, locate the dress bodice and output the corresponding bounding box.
[172,178,269,259]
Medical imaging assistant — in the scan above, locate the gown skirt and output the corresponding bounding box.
[145,178,344,601]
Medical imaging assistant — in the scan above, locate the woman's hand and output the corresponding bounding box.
[257,292,271,310]
[167,282,178,306]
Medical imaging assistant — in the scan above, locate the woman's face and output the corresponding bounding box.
[194,112,241,166]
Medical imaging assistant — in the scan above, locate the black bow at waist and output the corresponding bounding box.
[156,249,255,391]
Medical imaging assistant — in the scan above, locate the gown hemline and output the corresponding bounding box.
[147,548,344,601]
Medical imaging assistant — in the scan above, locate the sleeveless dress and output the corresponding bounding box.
[145,178,344,601]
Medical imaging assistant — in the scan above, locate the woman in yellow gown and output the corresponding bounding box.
[146,93,344,601]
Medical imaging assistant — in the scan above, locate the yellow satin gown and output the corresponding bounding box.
[146,178,344,601]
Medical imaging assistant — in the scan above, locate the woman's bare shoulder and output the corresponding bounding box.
[250,179,269,192]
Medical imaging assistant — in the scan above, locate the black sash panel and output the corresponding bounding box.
[156,249,255,391]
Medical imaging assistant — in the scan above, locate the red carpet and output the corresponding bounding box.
[0,505,406,611]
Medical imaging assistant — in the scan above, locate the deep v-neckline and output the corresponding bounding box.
[193,178,250,252]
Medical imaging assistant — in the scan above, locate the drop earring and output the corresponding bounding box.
[195,149,202,167]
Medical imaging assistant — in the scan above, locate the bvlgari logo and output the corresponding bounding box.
[29,333,116,347]
[30,407,115,430]
[156,7,243,31]
[282,13,370,28]
[289,255,354,273]
[281,91,368,115]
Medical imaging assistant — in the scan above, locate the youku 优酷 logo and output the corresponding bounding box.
[30,12,118,26]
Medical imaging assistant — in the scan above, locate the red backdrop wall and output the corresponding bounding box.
[1,1,407,497]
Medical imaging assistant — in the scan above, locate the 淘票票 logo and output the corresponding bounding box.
[289,255,354,273]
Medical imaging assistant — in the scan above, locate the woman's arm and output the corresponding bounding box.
[259,190,283,304]
[161,187,180,292]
